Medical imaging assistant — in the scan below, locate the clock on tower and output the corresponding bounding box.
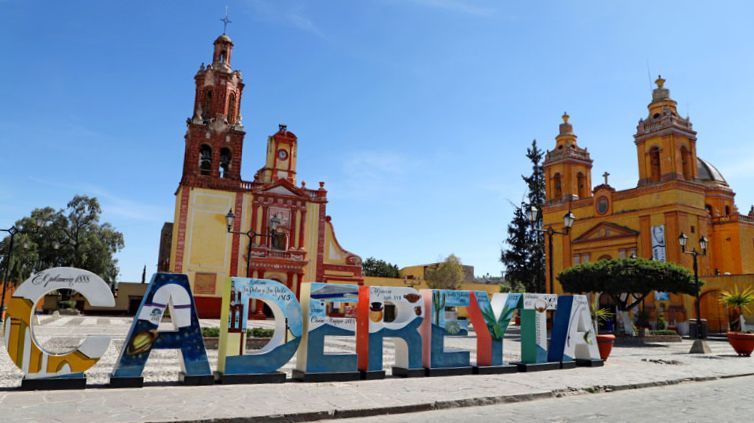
[255,124,298,184]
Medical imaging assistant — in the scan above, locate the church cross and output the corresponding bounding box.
[220,7,232,34]
[603,171,610,185]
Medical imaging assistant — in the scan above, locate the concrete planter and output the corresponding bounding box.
[202,337,271,350]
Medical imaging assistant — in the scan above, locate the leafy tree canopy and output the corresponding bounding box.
[362,257,400,278]
[0,195,125,285]
[558,258,697,311]
[425,254,464,290]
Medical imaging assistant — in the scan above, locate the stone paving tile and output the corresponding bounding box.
[328,375,754,423]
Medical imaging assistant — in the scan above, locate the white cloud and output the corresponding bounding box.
[328,150,414,201]
[27,177,168,222]
[403,0,496,17]
[242,0,326,39]
[343,150,408,178]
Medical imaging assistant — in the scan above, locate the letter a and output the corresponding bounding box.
[110,273,212,387]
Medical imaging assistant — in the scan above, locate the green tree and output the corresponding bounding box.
[0,195,125,286]
[361,257,400,278]
[425,254,464,290]
[558,258,697,311]
[500,139,546,293]
[522,140,546,290]
[498,279,526,293]
[501,203,539,291]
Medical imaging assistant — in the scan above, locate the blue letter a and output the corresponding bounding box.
[111,273,212,384]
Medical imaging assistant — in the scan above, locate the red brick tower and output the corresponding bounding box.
[180,33,246,188]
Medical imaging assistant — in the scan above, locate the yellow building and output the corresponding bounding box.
[165,34,362,318]
[542,76,754,332]
[399,263,476,283]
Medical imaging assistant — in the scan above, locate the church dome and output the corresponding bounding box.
[697,158,728,186]
[215,33,232,44]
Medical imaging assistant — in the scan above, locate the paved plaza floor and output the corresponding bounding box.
[1,315,753,422]
[326,374,754,423]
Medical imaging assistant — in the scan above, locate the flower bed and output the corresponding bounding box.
[201,327,273,350]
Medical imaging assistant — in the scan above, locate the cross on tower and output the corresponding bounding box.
[220,7,232,34]
[603,171,610,185]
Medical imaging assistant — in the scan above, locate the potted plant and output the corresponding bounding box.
[591,302,615,361]
[656,312,668,331]
[720,285,754,357]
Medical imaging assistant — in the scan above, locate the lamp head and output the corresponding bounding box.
[563,210,576,230]
[527,205,538,224]
[699,235,708,254]
[225,209,235,232]
[678,232,688,252]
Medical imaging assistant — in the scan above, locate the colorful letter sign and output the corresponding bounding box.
[421,289,472,371]
[0,268,612,390]
[520,293,557,364]
[217,278,302,377]
[356,286,424,376]
[467,292,521,367]
[111,273,212,385]
[295,282,359,378]
[3,267,114,381]
[549,295,600,363]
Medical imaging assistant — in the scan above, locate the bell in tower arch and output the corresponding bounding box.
[212,34,234,67]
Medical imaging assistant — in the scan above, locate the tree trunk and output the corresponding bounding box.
[617,310,636,336]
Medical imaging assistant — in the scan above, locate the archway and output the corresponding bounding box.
[700,290,727,333]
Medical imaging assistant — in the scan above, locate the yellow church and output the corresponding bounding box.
[164,33,363,318]
[542,76,754,332]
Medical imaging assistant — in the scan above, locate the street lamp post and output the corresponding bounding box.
[225,209,278,320]
[528,206,575,294]
[679,232,711,354]
[0,225,22,323]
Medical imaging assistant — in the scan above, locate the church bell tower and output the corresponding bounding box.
[180,33,246,186]
[634,76,698,186]
[543,113,593,203]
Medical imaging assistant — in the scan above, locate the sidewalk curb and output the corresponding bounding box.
[171,372,754,423]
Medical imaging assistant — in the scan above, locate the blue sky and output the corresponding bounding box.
[1,1,753,281]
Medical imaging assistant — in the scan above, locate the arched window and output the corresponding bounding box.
[577,172,587,198]
[202,90,213,120]
[705,204,714,217]
[681,146,692,180]
[227,93,237,124]
[219,148,231,178]
[649,147,661,183]
[271,230,287,251]
[725,205,731,216]
[553,173,562,200]
[199,145,212,175]
[219,50,227,64]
